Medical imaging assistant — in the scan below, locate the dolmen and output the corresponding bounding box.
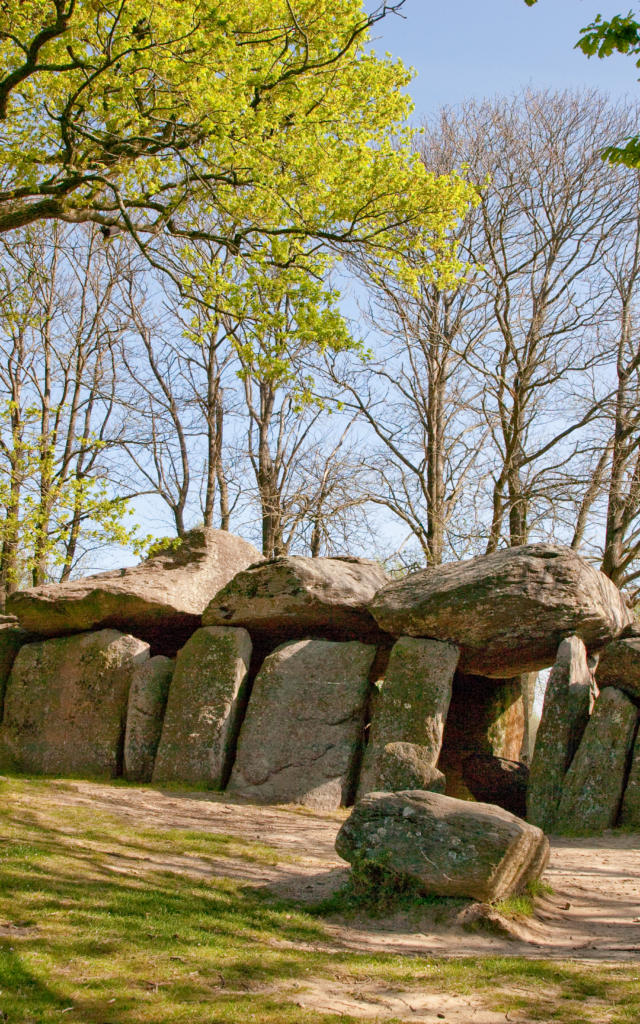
[0,538,635,836]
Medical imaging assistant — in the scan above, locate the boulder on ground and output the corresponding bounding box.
[6,528,261,654]
[203,555,388,642]
[369,544,632,677]
[0,629,148,776]
[357,636,458,797]
[527,636,597,832]
[596,637,640,703]
[620,729,640,827]
[0,620,28,718]
[123,656,174,782]
[361,741,446,794]
[554,686,638,835]
[438,673,525,799]
[153,627,252,788]
[462,754,529,818]
[227,638,376,809]
[335,790,549,902]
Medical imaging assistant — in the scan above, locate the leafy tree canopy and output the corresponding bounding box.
[0,0,472,280]
[525,2,640,165]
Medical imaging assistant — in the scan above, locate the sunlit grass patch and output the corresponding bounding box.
[0,775,639,1024]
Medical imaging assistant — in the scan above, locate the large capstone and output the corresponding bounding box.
[357,636,458,796]
[620,728,640,828]
[554,686,638,835]
[203,555,388,642]
[336,790,550,902]
[0,629,149,776]
[227,638,376,809]
[6,528,261,654]
[153,627,252,788]
[527,636,597,832]
[369,544,631,677]
[123,656,174,782]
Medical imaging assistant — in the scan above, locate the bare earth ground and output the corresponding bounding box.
[27,780,640,1023]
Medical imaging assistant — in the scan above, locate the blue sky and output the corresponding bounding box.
[112,2,640,564]
[371,1,637,117]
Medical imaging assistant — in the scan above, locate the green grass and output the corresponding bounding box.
[312,851,466,919]
[495,878,555,919]
[0,775,639,1024]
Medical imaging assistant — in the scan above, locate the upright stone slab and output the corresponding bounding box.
[124,656,174,782]
[0,620,28,719]
[555,686,638,834]
[336,791,550,903]
[620,730,640,827]
[228,638,376,809]
[527,636,596,832]
[153,627,251,787]
[596,637,640,702]
[520,672,539,763]
[0,629,148,776]
[357,637,458,796]
[438,673,525,799]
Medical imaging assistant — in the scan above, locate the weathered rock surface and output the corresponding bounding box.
[438,673,525,799]
[596,637,640,703]
[228,638,376,809]
[620,729,640,827]
[0,630,148,776]
[369,544,632,677]
[123,656,174,782]
[203,555,388,641]
[520,672,539,763]
[527,636,597,832]
[0,621,28,718]
[6,528,261,654]
[555,686,638,835]
[462,754,529,818]
[357,637,458,796]
[360,741,446,794]
[153,627,252,787]
[335,790,550,902]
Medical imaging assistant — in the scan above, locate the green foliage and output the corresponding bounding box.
[0,0,475,288]
[0,400,146,587]
[525,3,640,166]
[144,535,184,560]
[576,11,640,165]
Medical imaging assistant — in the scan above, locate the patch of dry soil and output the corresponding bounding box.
[45,780,640,963]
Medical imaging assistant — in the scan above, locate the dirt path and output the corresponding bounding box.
[45,779,640,964]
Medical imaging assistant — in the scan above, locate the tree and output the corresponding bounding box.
[567,174,640,593]
[0,222,143,598]
[0,0,472,288]
[115,248,239,538]
[419,91,637,553]
[225,261,365,557]
[525,2,640,166]
[329,237,487,567]
[346,89,640,570]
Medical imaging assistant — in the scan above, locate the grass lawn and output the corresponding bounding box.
[0,775,638,1023]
